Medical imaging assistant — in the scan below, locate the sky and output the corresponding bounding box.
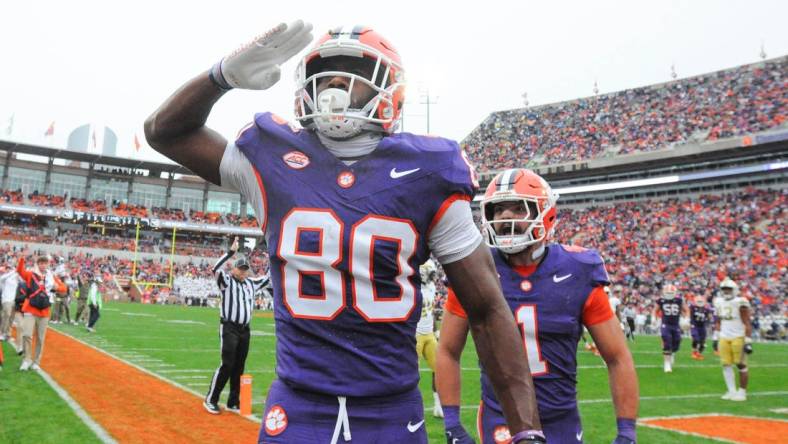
[0,0,786,165]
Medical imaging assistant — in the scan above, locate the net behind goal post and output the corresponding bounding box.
[130,222,176,288]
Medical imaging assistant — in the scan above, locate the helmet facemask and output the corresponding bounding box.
[295,46,404,139]
[720,278,739,300]
[481,196,554,255]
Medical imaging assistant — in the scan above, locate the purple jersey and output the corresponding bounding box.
[690,304,711,327]
[235,113,475,397]
[657,297,683,326]
[479,244,610,419]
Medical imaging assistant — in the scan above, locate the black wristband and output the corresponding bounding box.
[209,61,233,91]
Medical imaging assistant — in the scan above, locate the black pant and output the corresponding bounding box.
[206,321,250,406]
[88,305,100,328]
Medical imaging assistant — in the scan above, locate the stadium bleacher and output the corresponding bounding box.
[463,56,787,171]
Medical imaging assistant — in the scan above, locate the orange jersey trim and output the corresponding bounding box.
[582,286,615,326]
[444,287,468,319]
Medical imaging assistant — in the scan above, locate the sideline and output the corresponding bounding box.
[36,368,118,444]
[42,328,261,443]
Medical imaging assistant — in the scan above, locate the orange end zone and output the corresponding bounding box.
[640,415,788,444]
[42,329,260,443]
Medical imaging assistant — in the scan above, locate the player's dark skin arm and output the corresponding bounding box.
[740,306,752,337]
[443,244,541,431]
[144,72,228,185]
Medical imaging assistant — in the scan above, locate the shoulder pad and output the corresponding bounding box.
[559,244,604,265]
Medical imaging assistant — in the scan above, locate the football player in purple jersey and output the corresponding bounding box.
[436,169,639,444]
[146,21,545,444]
[654,284,689,373]
[689,295,712,360]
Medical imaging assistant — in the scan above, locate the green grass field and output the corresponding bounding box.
[0,340,102,444]
[4,301,787,443]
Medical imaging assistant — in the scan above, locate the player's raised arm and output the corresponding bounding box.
[443,244,543,440]
[144,21,313,185]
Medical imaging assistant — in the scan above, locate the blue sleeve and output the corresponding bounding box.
[561,245,610,286]
[235,112,310,159]
[429,138,478,201]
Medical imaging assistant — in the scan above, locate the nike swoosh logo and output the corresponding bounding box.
[553,273,572,283]
[390,167,420,179]
[576,430,583,441]
[407,419,425,432]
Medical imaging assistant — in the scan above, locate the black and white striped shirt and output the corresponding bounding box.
[212,252,269,326]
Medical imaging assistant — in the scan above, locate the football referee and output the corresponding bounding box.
[204,236,269,414]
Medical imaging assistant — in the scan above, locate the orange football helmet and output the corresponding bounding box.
[294,26,405,138]
[662,284,678,298]
[480,168,559,254]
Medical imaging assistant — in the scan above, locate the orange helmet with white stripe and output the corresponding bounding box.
[294,26,405,138]
[662,284,678,298]
[481,168,559,254]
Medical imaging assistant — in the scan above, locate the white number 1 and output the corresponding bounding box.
[515,305,548,376]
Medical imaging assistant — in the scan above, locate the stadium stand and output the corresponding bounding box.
[558,187,786,319]
[463,56,788,171]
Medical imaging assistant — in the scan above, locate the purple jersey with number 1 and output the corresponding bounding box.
[235,112,475,397]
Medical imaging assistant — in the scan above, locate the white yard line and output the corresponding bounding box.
[36,368,118,444]
[444,390,788,410]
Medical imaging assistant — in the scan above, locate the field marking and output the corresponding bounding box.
[251,330,275,336]
[418,363,788,372]
[771,408,788,414]
[120,312,156,317]
[36,368,118,444]
[162,320,206,325]
[639,412,788,423]
[49,328,262,423]
[639,413,788,443]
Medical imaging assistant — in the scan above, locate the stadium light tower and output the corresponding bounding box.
[671,64,678,79]
[522,92,529,108]
[593,80,599,96]
[418,87,439,134]
[760,41,767,60]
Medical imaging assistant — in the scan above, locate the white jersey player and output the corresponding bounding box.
[713,278,753,401]
[416,259,443,418]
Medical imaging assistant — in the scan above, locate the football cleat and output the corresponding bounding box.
[730,389,747,402]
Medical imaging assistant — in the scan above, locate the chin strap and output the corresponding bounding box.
[530,244,545,261]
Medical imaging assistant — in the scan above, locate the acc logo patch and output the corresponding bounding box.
[264,404,288,436]
[283,151,310,170]
[520,280,532,292]
[493,425,512,443]
[337,171,356,189]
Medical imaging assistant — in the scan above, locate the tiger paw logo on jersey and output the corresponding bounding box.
[493,425,512,443]
[264,405,288,436]
[337,171,356,188]
[283,151,310,170]
[520,279,532,292]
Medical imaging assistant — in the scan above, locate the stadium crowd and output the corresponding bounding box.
[558,188,786,323]
[463,56,788,170]
[1,185,783,339]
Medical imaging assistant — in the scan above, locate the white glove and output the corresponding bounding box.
[210,20,313,90]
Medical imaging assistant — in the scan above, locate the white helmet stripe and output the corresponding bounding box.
[498,169,517,192]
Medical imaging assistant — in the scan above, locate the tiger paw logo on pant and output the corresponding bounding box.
[494,425,512,443]
[265,405,288,436]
